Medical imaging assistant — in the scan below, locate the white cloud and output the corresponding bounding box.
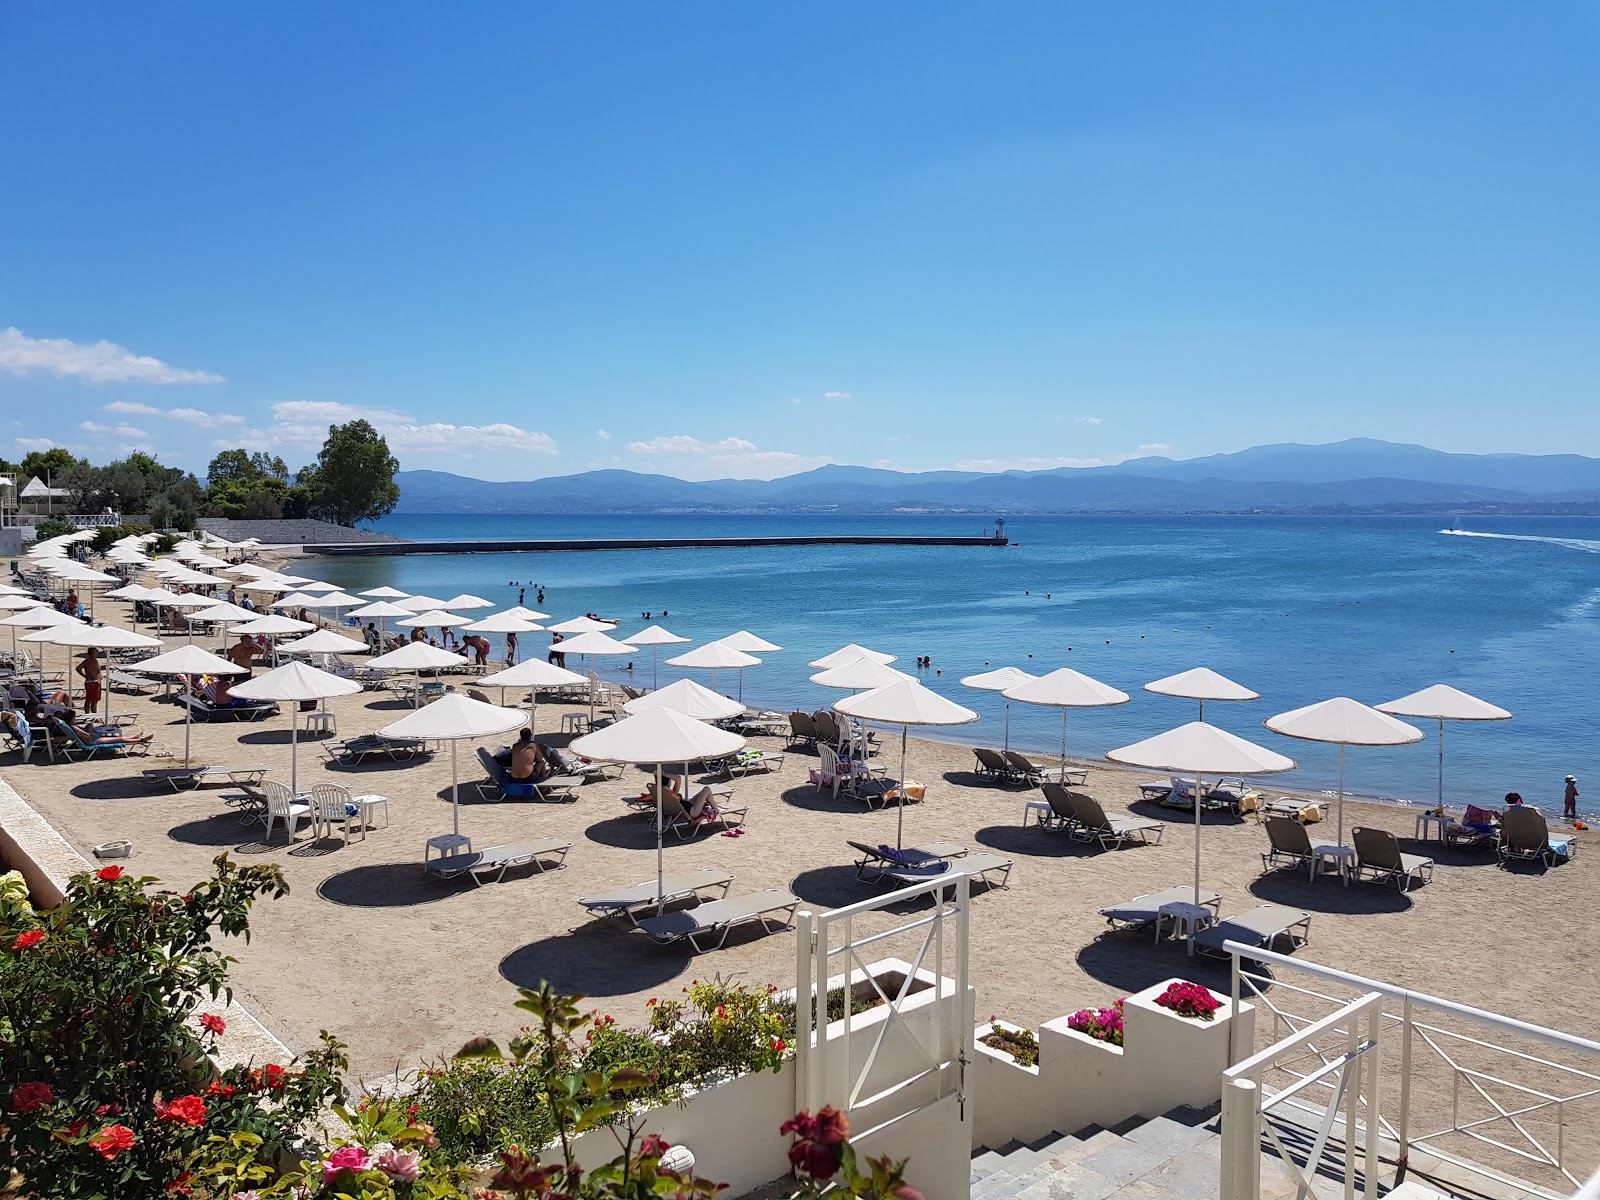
[115,424,150,440]
[14,437,60,453]
[104,401,160,415]
[1076,416,1103,425]
[954,455,1104,472]
[596,429,611,440]
[874,458,896,469]
[624,433,831,480]
[1136,443,1171,454]
[261,400,557,457]
[167,407,245,427]
[823,390,852,400]
[0,327,222,384]
[80,421,112,433]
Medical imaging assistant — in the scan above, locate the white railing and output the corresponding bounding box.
[1226,943,1600,1200]
[793,874,971,1138]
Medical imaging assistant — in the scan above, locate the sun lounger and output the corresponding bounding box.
[322,733,428,764]
[1057,786,1165,850]
[878,852,1014,891]
[1099,886,1222,933]
[1351,826,1436,891]
[1497,806,1575,870]
[1260,797,1323,824]
[973,747,1021,784]
[142,764,270,792]
[544,743,622,780]
[719,747,785,778]
[1003,751,1086,788]
[474,746,582,802]
[1194,905,1312,959]
[1445,803,1499,848]
[1138,780,1174,802]
[657,790,748,839]
[1261,816,1341,878]
[423,838,571,885]
[576,868,735,923]
[174,693,278,722]
[108,669,158,695]
[848,840,968,883]
[53,719,151,760]
[636,889,800,951]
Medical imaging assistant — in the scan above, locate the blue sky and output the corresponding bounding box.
[2,3,1597,482]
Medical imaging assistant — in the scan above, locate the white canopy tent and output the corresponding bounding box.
[571,709,745,904]
[1265,697,1424,845]
[959,666,1037,751]
[835,679,978,850]
[231,661,362,794]
[1107,722,1296,905]
[1376,684,1512,810]
[1003,668,1131,778]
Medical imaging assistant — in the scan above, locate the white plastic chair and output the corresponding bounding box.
[311,783,365,845]
[261,779,314,843]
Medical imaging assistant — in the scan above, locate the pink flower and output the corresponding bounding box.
[374,1145,422,1183]
[322,1145,372,1181]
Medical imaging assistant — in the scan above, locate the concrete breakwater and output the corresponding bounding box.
[302,533,1011,556]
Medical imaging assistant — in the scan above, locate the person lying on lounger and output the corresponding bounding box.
[50,712,154,746]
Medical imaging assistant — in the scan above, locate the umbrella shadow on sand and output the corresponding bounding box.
[500,927,691,996]
[70,776,157,801]
[1247,870,1414,915]
[1075,935,1242,998]
[234,728,306,747]
[168,813,261,848]
[1127,798,1246,826]
[318,862,459,908]
[778,784,868,814]
[972,824,1099,860]
[584,814,689,851]
[789,864,877,910]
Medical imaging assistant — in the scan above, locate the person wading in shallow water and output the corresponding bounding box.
[1565,775,1580,821]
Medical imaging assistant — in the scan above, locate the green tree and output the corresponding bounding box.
[302,419,400,527]
[19,446,86,482]
[206,449,288,485]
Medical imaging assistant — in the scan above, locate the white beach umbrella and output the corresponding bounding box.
[623,624,690,690]
[366,640,470,706]
[1144,667,1260,721]
[347,599,413,643]
[231,614,315,636]
[231,661,362,794]
[279,629,370,656]
[500,605,552,621]
[237,579,299,595]
[463,612,544,633]
[103,583,152,600]
[810,643,896,670]
[1108,722,1296,904]
[0,584,35,596]
[1265,697,1424,845]
[623,677,744,722]
[547,615,618,635]
[273,592,324,609]
[129,645,250,767]
[835,679,979,849]
[358,586,410,599]
[554,630,635,722]
[185,601,257,626]
[441,593,494,611]
[0,607,83,679]
[22,623,161,719]
[296,580,341,593]
[477,658,587,730]
[297,591,361,610]
[571,709,745,903]
[960,666,1037,751]
[712,631,781,701]
[1377,684,1512,810]
[1003,668,1132,778]
[0,594,45,610]
[379,693,528,847]
[395,609,471,628]
[396,594,450,612]
[810,656,913,692]
[667,641,761,694]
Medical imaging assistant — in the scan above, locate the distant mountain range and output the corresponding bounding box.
[393,439,1600,516]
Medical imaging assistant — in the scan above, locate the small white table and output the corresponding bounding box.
[1023,799,1053,828]
[305,710,337,737]
[1157,901,1216,955]
[1414,811,1449,842]
[1312,843,1356,886]
[424,833,472,870]
[561,712,591,735]
[353,793,390,829]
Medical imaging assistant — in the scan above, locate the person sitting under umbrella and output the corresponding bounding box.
[501,729,549,785]
[643,774,718,820]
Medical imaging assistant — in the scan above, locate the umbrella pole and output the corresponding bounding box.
[1194,771,1203,904]
[655,763,665,904]
[897,725,908,850]
[184,701,193,769]
[451,740,461,837]
[1437,718,1445,811]
[1003,701,1010,752]
[1338,743,1347,847]
[290,716,300,795]
[652,646,659,692]
[1059,709,1068,775]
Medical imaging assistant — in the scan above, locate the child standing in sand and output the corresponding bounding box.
[1565,775,1579,821]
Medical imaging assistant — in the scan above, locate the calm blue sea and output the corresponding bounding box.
[294,514,1600,809]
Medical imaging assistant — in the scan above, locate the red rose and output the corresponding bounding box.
[12,929,45,951]
[781,1110,819,1140]
[165,1171,193,1195]
[250,1063,288,1092]
[96,865,123,882]
[89,1123,136,1160]
[638,1133,671,1158]
[204,1080,235,1097]
[157,1095,208,1127]
[199,1013,226,1035]
[11,1081,53,1113]
[813,1104,849,1146]
[788,1138,841,1179]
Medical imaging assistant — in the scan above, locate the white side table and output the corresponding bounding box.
[1023,799,1052,828]
[425,833,472,871]
[561,712,590,735]
[353,793,391,829]
[1157,900,1215,955]
[1312,844,1355,886]
[1414,811,1448,842]
[305,710,337,737]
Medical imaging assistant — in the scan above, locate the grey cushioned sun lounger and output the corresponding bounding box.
[848,840,968,883]
[1004,751,1087,788]
[973,748,1022,784]
[143,763,269,791]
[424,838,571,885]
[1060,788,1166,850]
[1496,806,1576,870]
[1099,886,1223,932]
[577,868,735,923]
[880,852,1014,891]
[636,888,800,951]
[1352,826,1436,891]
[1194,904,1312,959]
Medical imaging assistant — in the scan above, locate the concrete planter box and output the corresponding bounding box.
[973,978,1253,1153]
